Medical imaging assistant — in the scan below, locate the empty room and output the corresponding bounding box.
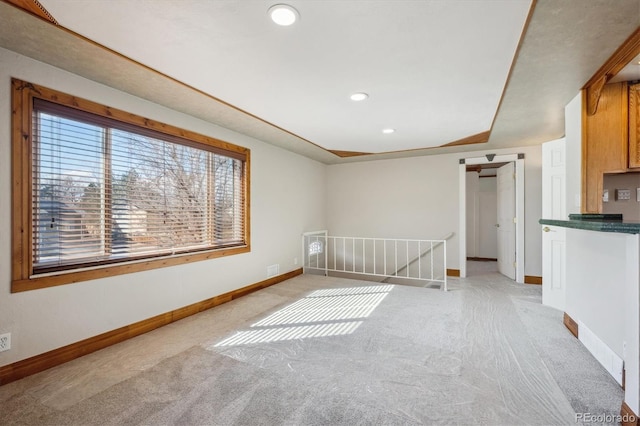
[1,0,640,424]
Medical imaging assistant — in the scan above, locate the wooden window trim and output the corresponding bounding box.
[11,78,251,293]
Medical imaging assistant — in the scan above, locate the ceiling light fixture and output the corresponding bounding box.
[382,128,395,134]
[268,4,299,26]
[350,92,369,101]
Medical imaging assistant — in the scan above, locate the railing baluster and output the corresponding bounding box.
[374,239,377,275]
[394,240,398,277]
[324,232,328,276]
[406,242,409,278]
[418,241,422,279]
[333,237,338,270]
[384,240,387,276]
[443,240,447,291]
[343,237,346,271]
[352,238,355,272]
[430,241,434,281]
[363,239,366,274]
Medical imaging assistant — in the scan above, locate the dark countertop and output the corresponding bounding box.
[539,214,640,234]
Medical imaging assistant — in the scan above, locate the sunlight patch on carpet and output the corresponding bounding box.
[211,284,394,347]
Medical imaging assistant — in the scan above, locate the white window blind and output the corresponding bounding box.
[32,99,246,274]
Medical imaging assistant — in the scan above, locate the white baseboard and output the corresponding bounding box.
[578,320,624,385]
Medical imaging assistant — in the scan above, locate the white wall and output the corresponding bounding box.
[326,145,543,275]
[0,47,326,366]
[477,177,498,258]
[466,173,497,259]
[565,92,582,215]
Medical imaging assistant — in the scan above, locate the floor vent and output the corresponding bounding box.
[578,320,623,385]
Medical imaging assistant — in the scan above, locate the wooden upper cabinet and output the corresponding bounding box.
[582,82,629,213]
[629,83,640,169]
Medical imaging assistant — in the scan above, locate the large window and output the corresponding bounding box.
[11,79,250,292]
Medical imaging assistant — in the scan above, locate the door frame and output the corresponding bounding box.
[459,153,525,283]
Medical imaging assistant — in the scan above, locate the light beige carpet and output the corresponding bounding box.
[0,273,623,425]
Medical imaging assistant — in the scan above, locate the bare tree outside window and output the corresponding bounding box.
[32,105,245,271]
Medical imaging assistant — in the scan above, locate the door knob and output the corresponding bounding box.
[495,224,500,227]
[542,226,550,232]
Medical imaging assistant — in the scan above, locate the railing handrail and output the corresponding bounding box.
[302,230,328,236]
[307,235,447,244]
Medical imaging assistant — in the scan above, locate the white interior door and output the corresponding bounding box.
[542,138,567,310]
[497,162,516,280]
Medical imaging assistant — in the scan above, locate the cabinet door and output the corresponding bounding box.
[630,83,640,168]
[582,82,628,213]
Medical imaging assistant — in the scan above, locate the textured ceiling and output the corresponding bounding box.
[37,0,532,154]
[1,0,639,164]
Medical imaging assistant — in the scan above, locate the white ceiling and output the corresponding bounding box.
[1,0,639,163]
[38,0,532,154]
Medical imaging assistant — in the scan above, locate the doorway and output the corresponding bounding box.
[465,163,502,277]
[458,154,525,282]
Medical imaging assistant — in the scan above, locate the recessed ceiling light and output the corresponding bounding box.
[268,4,299,26]
[382,128,395,134]
[350,92,369,101]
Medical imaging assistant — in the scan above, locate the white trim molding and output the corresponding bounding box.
[459,153,525,283]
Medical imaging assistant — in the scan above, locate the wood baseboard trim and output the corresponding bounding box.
[447,269,460,277]
[0,268,303,386]
[621,401,639,426]
[524,275,543,285]
[466,257,497,262]
[563,312,579,338]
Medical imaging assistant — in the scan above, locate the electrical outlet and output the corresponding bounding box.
[293,257,298,265]
[615,189,631,201]
[0,333,11,352]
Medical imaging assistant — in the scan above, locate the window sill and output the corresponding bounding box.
[12,245,250,293]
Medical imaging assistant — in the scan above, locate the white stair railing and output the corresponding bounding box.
[381,232,454,284]
[302,231,449,291]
